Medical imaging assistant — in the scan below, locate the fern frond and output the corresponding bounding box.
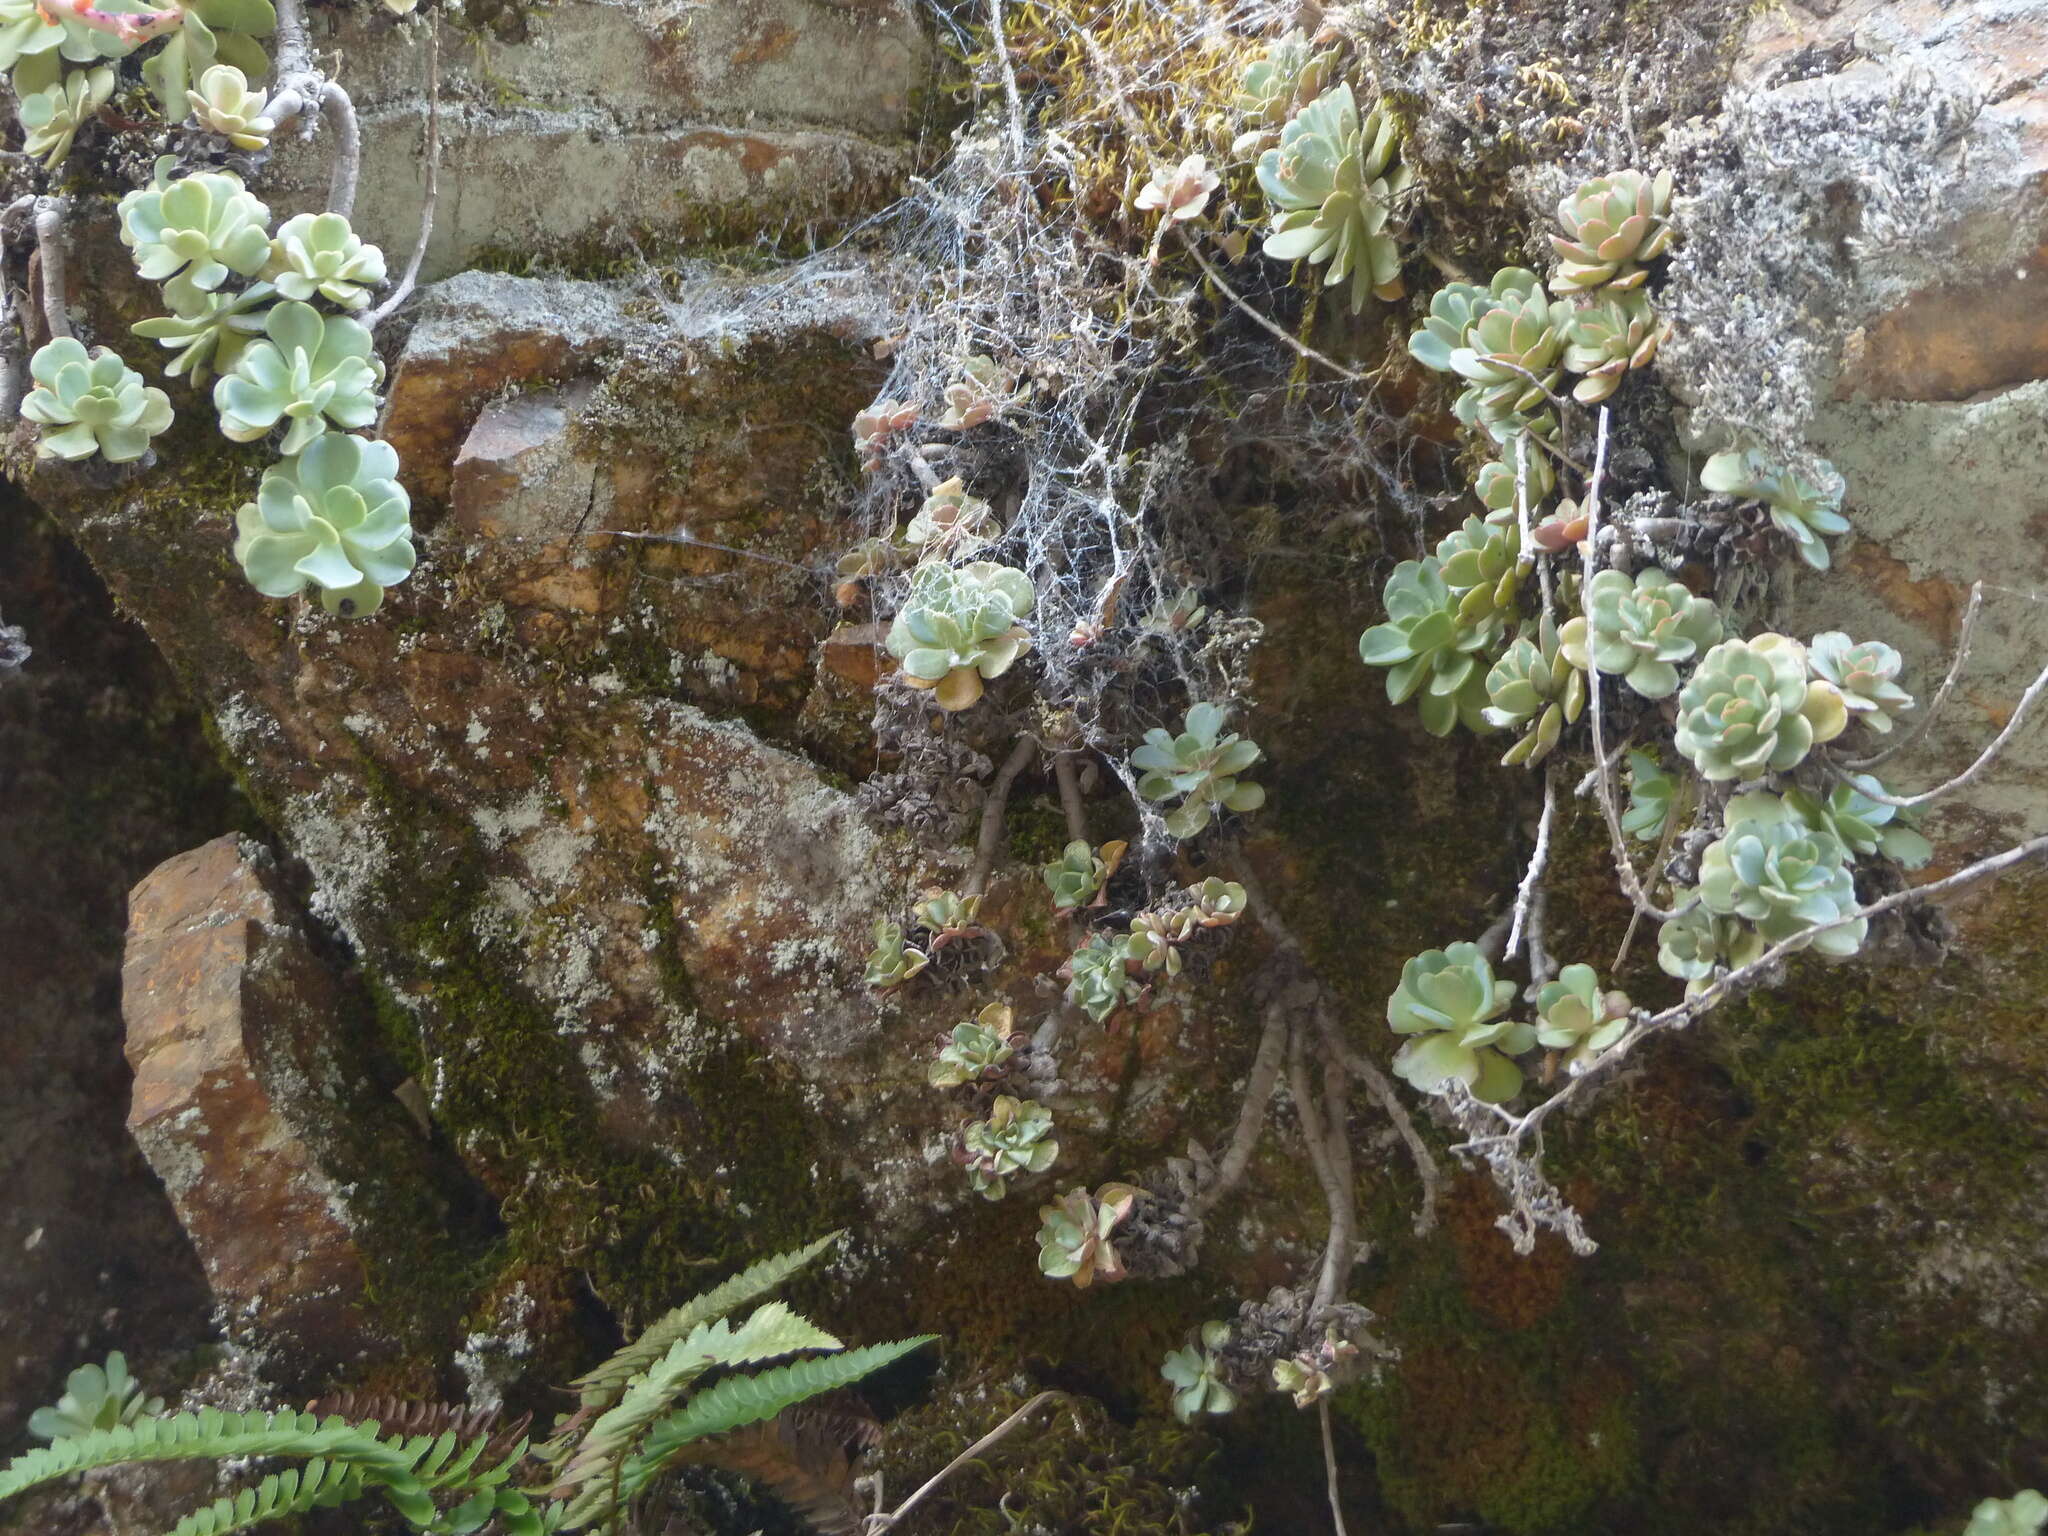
[572,1232,844,1408]
[620,1337,934,1504]
[673,1403,882,1536]
[556,1299,845,1506]
[167,1459,364,1536]
[310,1393,531,1461]
[0,1410,413,1503]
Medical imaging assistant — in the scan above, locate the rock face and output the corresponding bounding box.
[122,835,384,1378]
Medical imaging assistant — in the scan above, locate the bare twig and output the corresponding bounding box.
[1841,581,1983,770]
[1850,648,2048,810]
[1180,231,1368,386]
[1190,989,1292,1219]
[321,82,362,219]
[32,198,70,340]
[1326,1032,1440,1235]
[984,0,1028,163]
[965,736,1037,897]
[1506,767,1556,961]
[1581,409,1684,923]
[366,21,440,329]
[1319,1400,1351,1536]
[860,1391,1065,1534]
[1052,750,1088,843]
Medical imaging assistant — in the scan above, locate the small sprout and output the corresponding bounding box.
[1436,512,1527,628]
[1162,1322,1237,1422]
[1272,1329,1362,1409]
[132,280,275,383]
[1620,749,1677,841]
[232,435,416,617]
[186,62,274,150]
[1135,154,1219,223]
[1562,566,1723,700]
[1475,442,1556,514]
[903,477,999,561]
[863,917,928,990]
[1257,83,1412,310]
[1125,907,1193,977]
[1188,878,1246,926]
[1808,632,1914,734]
[912,888,985,949]
[1562,287,1669,403]
[15,62,114,169]
[1656,901,1764,998]
[936,355,1015,431]
[1131,702,1266,840]
[1532,963,1631,1074]
[1530,497,1589,555]
[1785,775,1933,870]
[852,397,919,470]
[954,1094,1058,1200]
[1675,634,1843,781]
[1036,1182,1138,1287]
[1483,613,1585,768]
[928,1003,1019,1088]
[213,301,383,456]
[1140,588,1206,636]
[1358,557,1503,738]
[1042,838,1127,914]
[1063,932,1138,1023]
[1701,448,1850,571]
[1549,168,1675,294]
[117,164,273,313]
[1965,1490,2048,1536]
[1232,28,1339,132]
[1698,792,1867,958]
[28,1352,163,1443]
[20,339,174,464]
[1386,941,1531,1103]
[885,560,1035,712]
[264,211,388,311]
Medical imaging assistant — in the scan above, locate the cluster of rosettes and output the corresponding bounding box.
[1060,876,1246,1024]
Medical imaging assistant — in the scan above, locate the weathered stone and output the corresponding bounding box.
[121,835,381,1378]
[453,381,601,538]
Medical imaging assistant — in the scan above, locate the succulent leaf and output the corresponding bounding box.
[231,434,415,616]
[20,338,175,463]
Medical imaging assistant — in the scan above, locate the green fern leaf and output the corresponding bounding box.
[0,1411,414,1504]
[167,1459,365,1536]
[620,1337,934,1503]
[571,1232,843,1407]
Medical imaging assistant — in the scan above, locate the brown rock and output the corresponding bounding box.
[453,382,602,539]
[1835,242,2048,402]
[121,836,381,1377]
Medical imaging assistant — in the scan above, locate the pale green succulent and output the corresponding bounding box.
[1675,634,1844,781]
[15,61,113,168]
[911,888,983,946]
[1785,775,1933,870]
[1232,29,1337,128]
[1408,271,1512,373]
[1965,1490,2048,1536]
[232,434,415,617]
[1131,701,1266,839]
[1562,287,1668,403]
[1256,82,1412,311]
[885,560,1035,711]
[1698,792,1866,958]
[1272,1330,1362,1409]
[936,354,1012,430]
[1621,749,1678,841]
[20,338,174,464]
[28,1353,163,1443]
[1189,878,1246,925]
[1533,963,1630,1073]
[863,916,927,990]
[264,211,388,310]
[213,301,383,455]
[132,279,275,383]
[1386,941,1532,1103]
[117,165,273,313]
[1655,902,1763,997]
[1358,557,1503,738]
[1550,168,1675,293]
[902,476,998,560]
[1140,588,1206,637]
[1564,566,1723,700]
[1701,448,1850,571]
[186,62,273,149]
[1042,838,1125,913]
[1036,1182,1138,1287]
[1064,932,1137,1023]
[1449,266,1573,432]
[1435,513,1526,628]
[1808,631,1913,734]
[139,0,277,121]
[929,1003,1018,1088]
[1475,442,1556,515]
[1162,1323,1237,1422]
[0,0,163,70]
[1125,907,1193,977]
[956,1094,1057,1200]
[1483,613,1585,768]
